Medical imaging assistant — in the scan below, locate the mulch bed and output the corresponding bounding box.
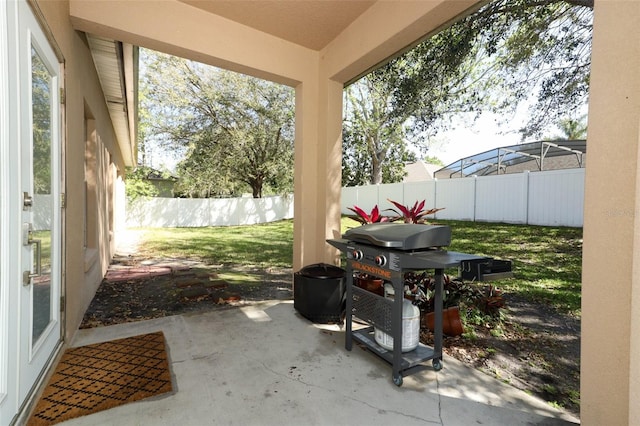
[80,257,292,329]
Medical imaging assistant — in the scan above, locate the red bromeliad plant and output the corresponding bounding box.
[347,204,390,225]
[387,199,444,224]
[348,199,444,225]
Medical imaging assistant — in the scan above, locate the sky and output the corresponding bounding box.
[146,110,526,172]
[426,112,525,166]
[146,147,180,173]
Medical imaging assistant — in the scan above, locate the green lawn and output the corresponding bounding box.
[135,218,583,316]
[440,220,582,316]
[137,220,294,267]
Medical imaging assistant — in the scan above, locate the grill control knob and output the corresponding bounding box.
[352,250,363,260]
[374,255,387,266]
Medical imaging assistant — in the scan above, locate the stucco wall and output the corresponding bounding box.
[35,0,127,340]
[581,2,640,424]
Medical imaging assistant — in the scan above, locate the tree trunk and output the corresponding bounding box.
[370,149,385,184]
[250,176,263,198]
[371,161,383,184]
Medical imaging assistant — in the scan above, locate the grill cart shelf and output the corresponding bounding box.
[327,223,483,386]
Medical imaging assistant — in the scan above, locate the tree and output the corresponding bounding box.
[140,50,294,198]
[548,115,588,140]
[423,156,444,166]
[389,0,593,140]
[31,51,52,195]
[124,166,159,201]
[342,75,416,186]
[343,0,593,185]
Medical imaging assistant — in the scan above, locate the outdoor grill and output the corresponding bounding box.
[327,222,483,386]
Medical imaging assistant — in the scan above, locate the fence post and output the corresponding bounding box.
[524,170,530,225]
[472,175,477,222]
[433,178,438,220]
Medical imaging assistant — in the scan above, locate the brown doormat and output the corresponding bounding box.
[27,331,173,425]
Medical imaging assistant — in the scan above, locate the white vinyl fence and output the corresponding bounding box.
[126,169,584,228]
[127,194,294,227]
[342,168,585,227]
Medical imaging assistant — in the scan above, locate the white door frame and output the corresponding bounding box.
[1,1,64,424]
[0,0,21,423]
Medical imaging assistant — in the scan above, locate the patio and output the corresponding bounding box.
[5,1,639,423]
[58,299,579,425]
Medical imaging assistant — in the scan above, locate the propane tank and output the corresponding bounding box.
[374,288,420,353]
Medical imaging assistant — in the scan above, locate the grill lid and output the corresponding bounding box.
[343,223,451,250]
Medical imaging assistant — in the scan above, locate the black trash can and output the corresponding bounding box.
[294,263,345,323]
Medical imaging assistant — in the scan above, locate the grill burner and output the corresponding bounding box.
[343,223,451,250]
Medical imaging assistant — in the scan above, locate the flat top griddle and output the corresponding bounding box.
[343,223,451,250]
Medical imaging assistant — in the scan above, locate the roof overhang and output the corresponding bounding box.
[86,34,138,168]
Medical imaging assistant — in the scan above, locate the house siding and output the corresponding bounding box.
[35,0,129,340]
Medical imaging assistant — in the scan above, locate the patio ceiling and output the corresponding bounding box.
[179,0,377,50]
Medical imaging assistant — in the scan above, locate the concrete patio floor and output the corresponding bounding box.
[58,300,580,426]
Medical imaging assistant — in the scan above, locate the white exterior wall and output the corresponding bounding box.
[114,174,127,235]
[377,182,404,207]
[342,186,359,211]
[33,194,53,231]
[403,181,437,212]
[128,169,584,228]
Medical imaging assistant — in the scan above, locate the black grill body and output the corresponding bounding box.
[327,223,483,386]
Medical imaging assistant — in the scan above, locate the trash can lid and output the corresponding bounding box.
[298,263,344,279]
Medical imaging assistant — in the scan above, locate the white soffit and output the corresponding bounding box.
[86,34,135,167]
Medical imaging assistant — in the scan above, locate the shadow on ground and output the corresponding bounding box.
[80,255,293,329]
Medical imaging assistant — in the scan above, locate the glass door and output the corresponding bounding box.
[0,2,62,423]
[16,0,62,408]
